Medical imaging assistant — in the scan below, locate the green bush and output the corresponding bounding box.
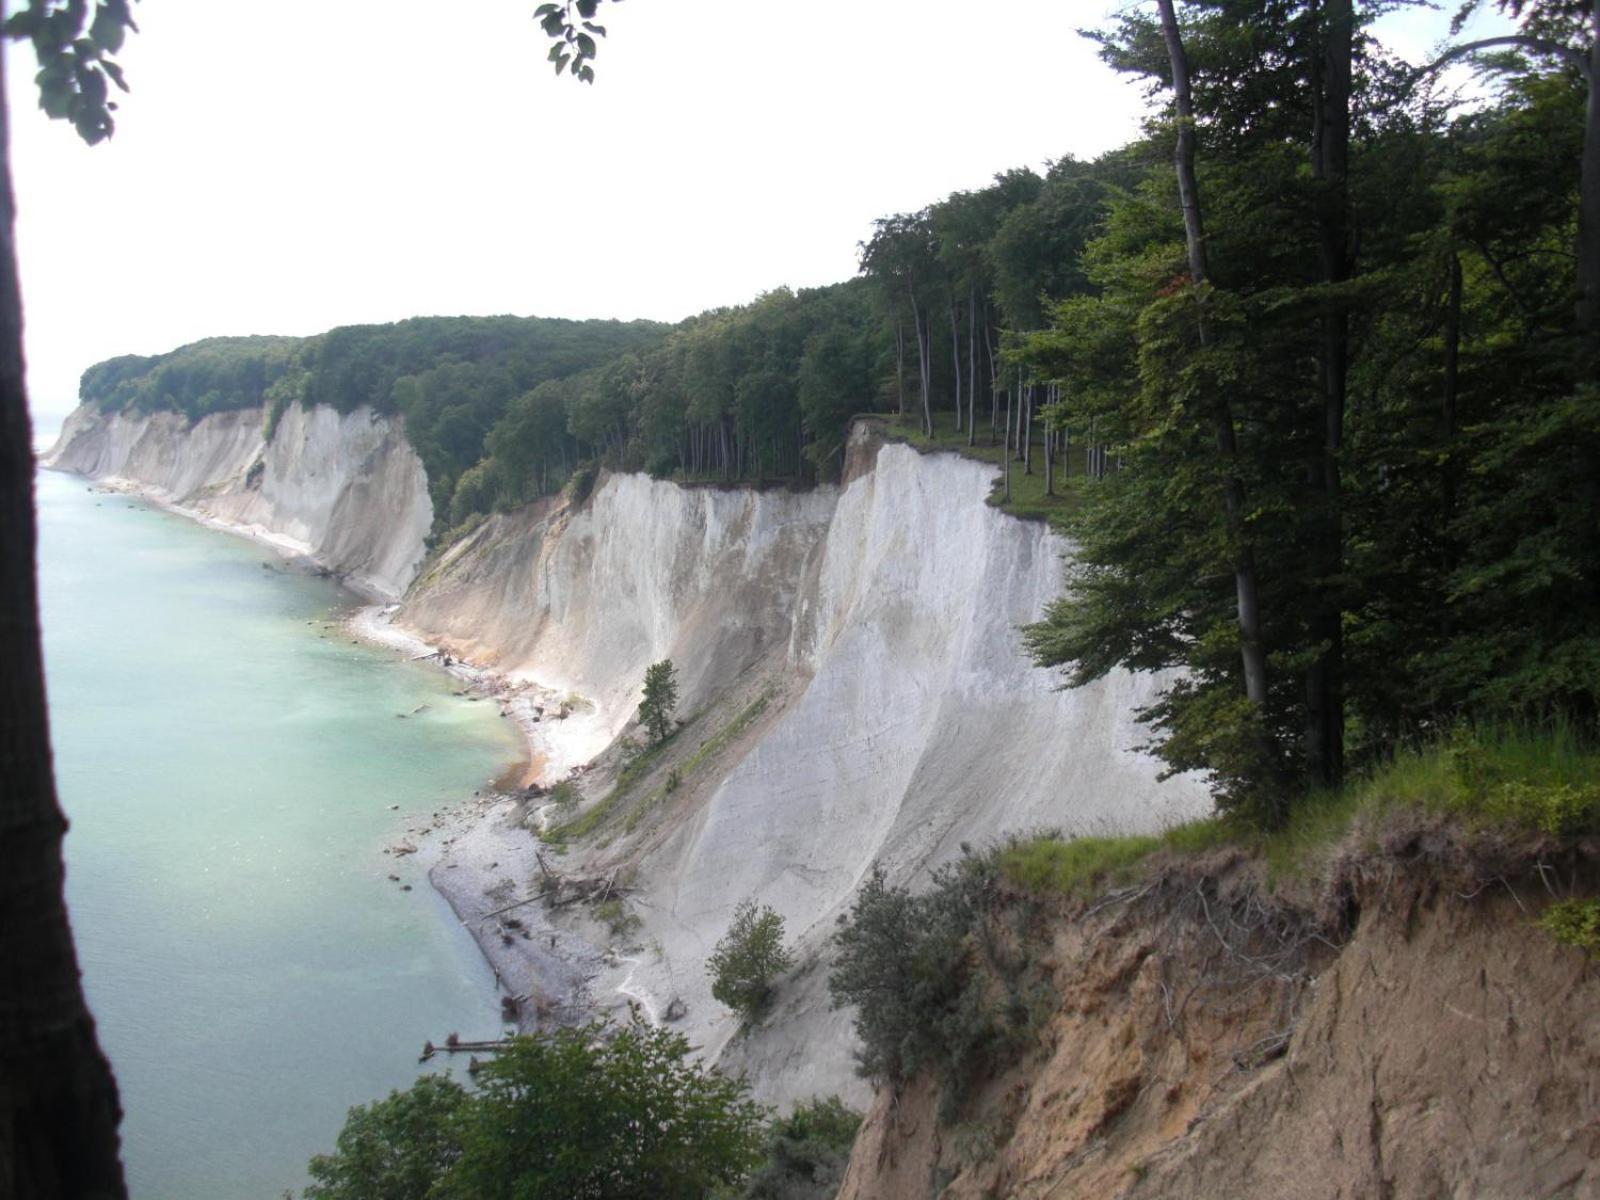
[737,1096,863,1200]
[828,854,1038,1115]
[1538,898,1600,955]
[708,899,794,1021]
[305,1021,765,1200]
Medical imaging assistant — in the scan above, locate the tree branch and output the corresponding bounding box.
[1419,34,1589,80]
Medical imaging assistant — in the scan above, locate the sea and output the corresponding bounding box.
[33,443,521,1199]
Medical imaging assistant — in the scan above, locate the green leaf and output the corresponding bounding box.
[575,32,596,57]
[575,0,600,17]
[89,2,127,53]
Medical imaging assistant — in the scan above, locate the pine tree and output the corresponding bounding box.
[639,659,678,745]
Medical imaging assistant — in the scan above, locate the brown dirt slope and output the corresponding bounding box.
[837,845,1600,1200]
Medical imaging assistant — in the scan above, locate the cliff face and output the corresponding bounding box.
[397,425,1210,1105]
[44,402,430,601]
[47,403,1212,1104]
[834,855,1600,1200]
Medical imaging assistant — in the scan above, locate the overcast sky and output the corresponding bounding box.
[7,0,1500,423]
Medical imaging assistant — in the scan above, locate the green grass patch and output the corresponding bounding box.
[547,691,774,846]
[1350,722,1600,834]
[998,817,1238,898]
[1260,722,1600,877]
[620,692,773,837]
[545,733,678,846]
[998,725,1600,899]
[997,833,1162,897]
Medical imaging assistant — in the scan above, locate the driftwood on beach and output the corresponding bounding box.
[418,1035,511,1062]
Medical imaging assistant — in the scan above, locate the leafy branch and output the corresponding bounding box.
[534,0,617,84]
[3,0,137,145]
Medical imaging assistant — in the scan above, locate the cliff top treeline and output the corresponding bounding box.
[74,0,1600,826]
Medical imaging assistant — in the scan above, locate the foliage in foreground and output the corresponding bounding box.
[736,1096,863,1200]
[708,898,794,1021]
[303,1020,766,1200]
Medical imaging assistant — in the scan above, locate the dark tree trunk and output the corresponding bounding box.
[1581,0,1600,342]
[1442,250,1462,569]
[1002,384,1012,503]
[0,36,128,1198]
[1157,0,1270,709]
[967,285,977,447]
[949,302,962,434]
[909,288,931,437]
[1044,383,1055,496]
[1021,383,1033,474]
[1306,0,1352,787]
[894,319,906,418]
[985,316,999,444]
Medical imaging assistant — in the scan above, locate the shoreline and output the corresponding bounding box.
[346,605,613,1031]
[49,459,609,1039]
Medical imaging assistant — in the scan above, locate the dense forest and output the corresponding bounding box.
[77,0,1598,826]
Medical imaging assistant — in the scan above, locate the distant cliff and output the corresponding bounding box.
[45,402,431,601]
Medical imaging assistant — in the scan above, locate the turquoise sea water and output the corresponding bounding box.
[35,465,520,1199]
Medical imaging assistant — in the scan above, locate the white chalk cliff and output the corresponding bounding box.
[44,402,430,601]
[47,404,1210,1103]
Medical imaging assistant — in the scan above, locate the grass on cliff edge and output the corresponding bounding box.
[1000,723,1600,898]
[864,411,1084,522]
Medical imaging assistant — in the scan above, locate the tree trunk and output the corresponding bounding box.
[0,35,128,1196]
[1022,383,1033,474]
[1044,384,1054,496]
[1581,0,1600,342]
[1306,0,1353,787]
[1156,0,1270,709]
[985,316,999,444]
[894,319,906,418]
[1002,385,1012,503]
[967,285,977,447]
[909,288,931,437]
[949,301,963,433]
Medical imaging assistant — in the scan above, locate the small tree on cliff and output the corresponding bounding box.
[708,899,794,1021]
[639,658,678,744]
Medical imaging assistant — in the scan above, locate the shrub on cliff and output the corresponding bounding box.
[303,1020,765,1200]
[829,853,1044,1116]
[709,898,794,1021]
